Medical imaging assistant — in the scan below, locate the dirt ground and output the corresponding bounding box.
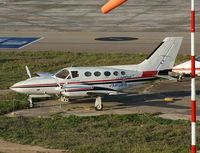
[0,139,65,153]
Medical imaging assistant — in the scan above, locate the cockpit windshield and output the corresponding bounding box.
[55,69,70,79]
[195,56,200,62]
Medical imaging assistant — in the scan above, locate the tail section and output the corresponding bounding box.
[139,37,183,71]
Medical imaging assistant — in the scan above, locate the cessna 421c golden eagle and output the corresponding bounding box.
[10,37,183,111]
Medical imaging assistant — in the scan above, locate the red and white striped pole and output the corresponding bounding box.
[191,0,196,152]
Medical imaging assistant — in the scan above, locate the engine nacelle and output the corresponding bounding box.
[61,91,88,97]
[61,84,93,97]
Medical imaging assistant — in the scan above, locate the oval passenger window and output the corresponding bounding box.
[94,71,101,77]
[113,71,119,76]
[104,71,111,76]
[121,71,126,75]
[85,71,92,77]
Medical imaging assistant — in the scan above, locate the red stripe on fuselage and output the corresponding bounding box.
[11,71,158,88]
[141,71,157,77]
[11,83,58,88]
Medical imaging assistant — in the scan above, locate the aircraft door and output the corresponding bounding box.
[71,71,80,81]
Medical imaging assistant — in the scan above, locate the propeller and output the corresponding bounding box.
[25,65,32,78]
[53,76,65,93]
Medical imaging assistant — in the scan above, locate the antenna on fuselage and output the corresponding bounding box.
[25,65,32,78]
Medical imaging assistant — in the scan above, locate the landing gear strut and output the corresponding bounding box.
[177,73,184,82]
[95,96,103,111]
[28,96,33,108]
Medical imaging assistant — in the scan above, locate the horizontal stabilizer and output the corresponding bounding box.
[156,75,175,80]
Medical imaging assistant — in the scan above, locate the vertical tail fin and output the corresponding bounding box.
[139,37,183,71]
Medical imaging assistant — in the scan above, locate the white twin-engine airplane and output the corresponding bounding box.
[10,37,183,111]
[172,56,200,81]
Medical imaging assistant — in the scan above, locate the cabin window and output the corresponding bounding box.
[85,71,92,77]
[71,71,79,78]
[94,71,101,77]
[67,76,71,79]
[55,69,70,79]
[104,71,111,76]
[121,71,126,75]
[113,71,119,76]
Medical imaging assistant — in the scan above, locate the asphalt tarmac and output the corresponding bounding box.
[0,0,200,53]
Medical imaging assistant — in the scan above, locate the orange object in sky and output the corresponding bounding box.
[101,0,127,14]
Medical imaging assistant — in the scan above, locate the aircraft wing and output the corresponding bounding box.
[62,84,121,97]
[29,94,51,98]
[34,72,53,77]
[87,90,120,96]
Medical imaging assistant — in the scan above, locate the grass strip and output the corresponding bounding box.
[0,114,198,153]
[0,92,28,115]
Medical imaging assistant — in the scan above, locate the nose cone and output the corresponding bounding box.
[10,81,27,93]
[10,77,60,94]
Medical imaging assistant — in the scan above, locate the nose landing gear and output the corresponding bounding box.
[60,95,70,103]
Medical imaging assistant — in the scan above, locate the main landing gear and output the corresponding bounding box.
[28,96,34,108]
[95,96,103,111]
[60,95,104,111]
[177,73,184,82]
[28,95,104,111]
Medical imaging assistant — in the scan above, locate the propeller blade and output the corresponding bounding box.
[53,76,65,92]
[25,65,32,78]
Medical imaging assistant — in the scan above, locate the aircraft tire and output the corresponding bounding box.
[29,103,34,108]
[95,104,103,111]
[177,77,182,82]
